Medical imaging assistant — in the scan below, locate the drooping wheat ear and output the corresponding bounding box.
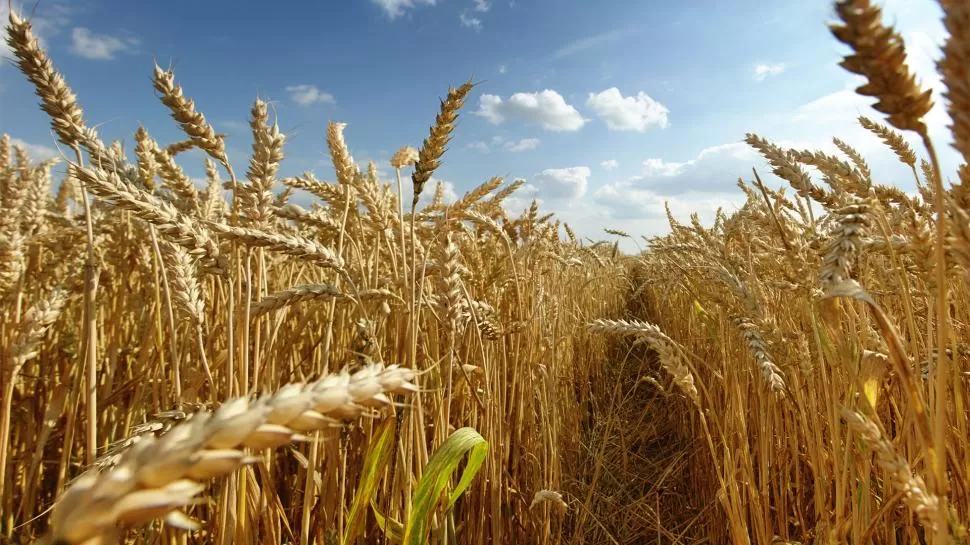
[745,134,838,210]
[275,204,341,233]
[830,0,934,135]
[412,80,475,208]
[40,363,419,545]
[858,116,917,167]
[152,63,227,166]
[250,283,342,315]
[68,163,226,275]
[205,220,345,273]
[588,318,700,406]
[732,316,786,396]
[840,407,941,533]
[820,201,870,289]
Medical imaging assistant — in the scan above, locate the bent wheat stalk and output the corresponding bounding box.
[39,363,418,545]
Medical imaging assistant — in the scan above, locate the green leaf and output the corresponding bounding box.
[402,427,489,545]
[370,498,405,544]
[343,418,396,545]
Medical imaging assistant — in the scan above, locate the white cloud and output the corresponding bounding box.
[754,63,785,81]
[460,11,483,30]
[285,85,335,106]
[594,142,759,198]
[586,88,669,132]
[475,90,587,131]
[532,166,590,201]
[505,138,540,152]
[467,136,540,153]
[474,0,491,11]
[600,159,618,170]
[70,28,138,60]
[594,181,741,223]
[10,138,60,161]
[498,64,507,74]
[467,141,490,153]
[373,0,437,18]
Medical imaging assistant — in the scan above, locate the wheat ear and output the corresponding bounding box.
[412,80,475,207]
[40,363,418,545]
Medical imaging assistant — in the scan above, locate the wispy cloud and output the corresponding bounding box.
[498,64,507,74]
[754,63,785,81]
[466,136,540,153]
[70,28,138,60]
[551,28,639,60]
[473,0,491,12]
[506,138,541,152]
[9,138,60,161]
[372,0,437,19]
[460,11,483,30]
[600,159,618,170]
[285,84,336,106]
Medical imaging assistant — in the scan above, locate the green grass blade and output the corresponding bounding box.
[402,427,489,545]
[343,418,396,545]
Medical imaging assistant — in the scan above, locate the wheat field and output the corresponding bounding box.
[2,1,970,543]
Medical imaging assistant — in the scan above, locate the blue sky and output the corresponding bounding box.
[0,0,961,248]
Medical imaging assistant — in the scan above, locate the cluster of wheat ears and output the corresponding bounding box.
[2,0,970,543]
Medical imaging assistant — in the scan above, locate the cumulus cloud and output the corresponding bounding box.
[373,0,437,18]
[532,166,590,201]
[586,88,669,132]
[70,28,138,60]
[475,90,587,131]
[600,159,618,170]
[285,85,335,106]
[754,63,785,81]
